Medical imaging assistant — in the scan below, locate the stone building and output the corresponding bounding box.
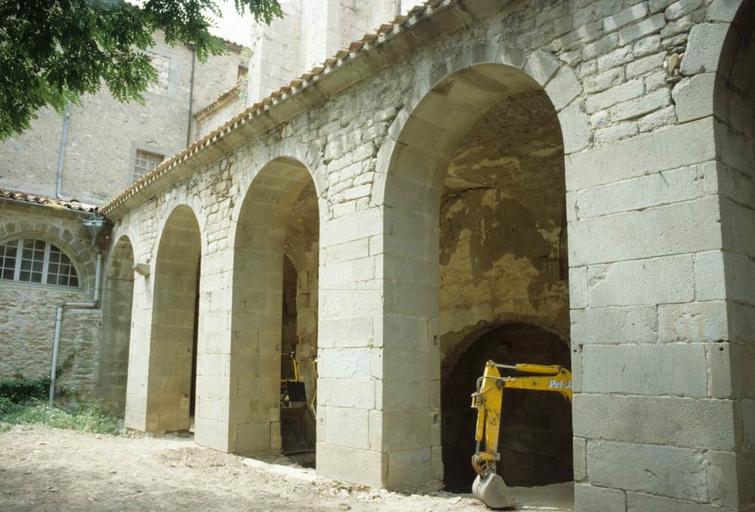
[2,0,755,511]
[0,33,248,404]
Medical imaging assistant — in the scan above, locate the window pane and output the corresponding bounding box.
[2,240,79,288]
[47,244,79,287]
[0,240,18,279]
[134,150,164,181]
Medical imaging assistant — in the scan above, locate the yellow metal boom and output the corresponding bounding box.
[470,361,572,509]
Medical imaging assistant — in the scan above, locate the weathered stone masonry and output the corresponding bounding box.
[101,1,753,510]
[0,200,100,395]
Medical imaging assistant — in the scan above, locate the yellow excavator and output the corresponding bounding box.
[470,361,573,509]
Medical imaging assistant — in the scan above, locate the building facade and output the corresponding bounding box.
[2,1,755,511]
[0,33,247,407]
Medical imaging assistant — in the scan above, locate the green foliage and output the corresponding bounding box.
[0,396,14,416]
[0,0,282,139]
[0,399,120,434]
[0,377,51,403]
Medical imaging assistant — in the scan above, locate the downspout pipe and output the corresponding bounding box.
[186,47,196,146]
[55,102,72,199]
[49,216,107,405]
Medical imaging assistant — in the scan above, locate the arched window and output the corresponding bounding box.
[0,239,79,287]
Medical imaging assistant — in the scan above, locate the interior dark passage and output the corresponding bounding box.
[442,324,572,492]
[279,179,319,463]
[189,262,201,420]
[280,253,316,456]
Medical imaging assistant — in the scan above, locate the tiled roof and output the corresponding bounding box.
[101,0,467,216]
[194,83,243,121]
[0,188,98,213]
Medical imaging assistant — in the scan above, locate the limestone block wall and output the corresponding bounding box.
[104,0,753,509]
[0,202,100,397]
[246,0,399,104]
[247,0,304,104]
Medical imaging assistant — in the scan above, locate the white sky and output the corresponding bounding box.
[208,3,254,47]
[131,1,254,47]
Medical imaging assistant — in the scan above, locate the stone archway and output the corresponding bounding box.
[229,157,320,457]
[713,2,755,507]
[379,60,572,491]
[98,235,135,416]
[146,205,202,432]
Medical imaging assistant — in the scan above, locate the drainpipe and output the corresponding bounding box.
[55,102,72,199]
[48,216,107,406]
[186,47,196,146]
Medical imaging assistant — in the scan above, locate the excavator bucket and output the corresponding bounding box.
[472,473,517,510]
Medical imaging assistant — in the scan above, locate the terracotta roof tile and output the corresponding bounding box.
[0,188,97,213]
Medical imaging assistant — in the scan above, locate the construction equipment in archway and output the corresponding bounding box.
[471,361,573,509]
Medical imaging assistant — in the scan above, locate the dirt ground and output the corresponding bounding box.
[0,424,573,511]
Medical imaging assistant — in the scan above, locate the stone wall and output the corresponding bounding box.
[194,87,245,140]
[246,0,418,104]
[101,0,753,509]
[438,89,568,360]
[0,202,100,398]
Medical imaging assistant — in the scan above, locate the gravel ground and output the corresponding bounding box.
[0,424,572,511]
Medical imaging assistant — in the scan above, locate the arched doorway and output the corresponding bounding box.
[383,62,572,492]
[231,157,319,460]
[715,3,755,507]
[146,205,202,432]
[98,235,135,416]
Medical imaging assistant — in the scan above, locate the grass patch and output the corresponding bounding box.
[0,397,120,435]
[0,377,121,435]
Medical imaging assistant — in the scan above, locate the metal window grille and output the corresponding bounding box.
[134,150,164,181]
[0,239,79,287]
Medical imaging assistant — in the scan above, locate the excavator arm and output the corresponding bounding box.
[470,361,572,509]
